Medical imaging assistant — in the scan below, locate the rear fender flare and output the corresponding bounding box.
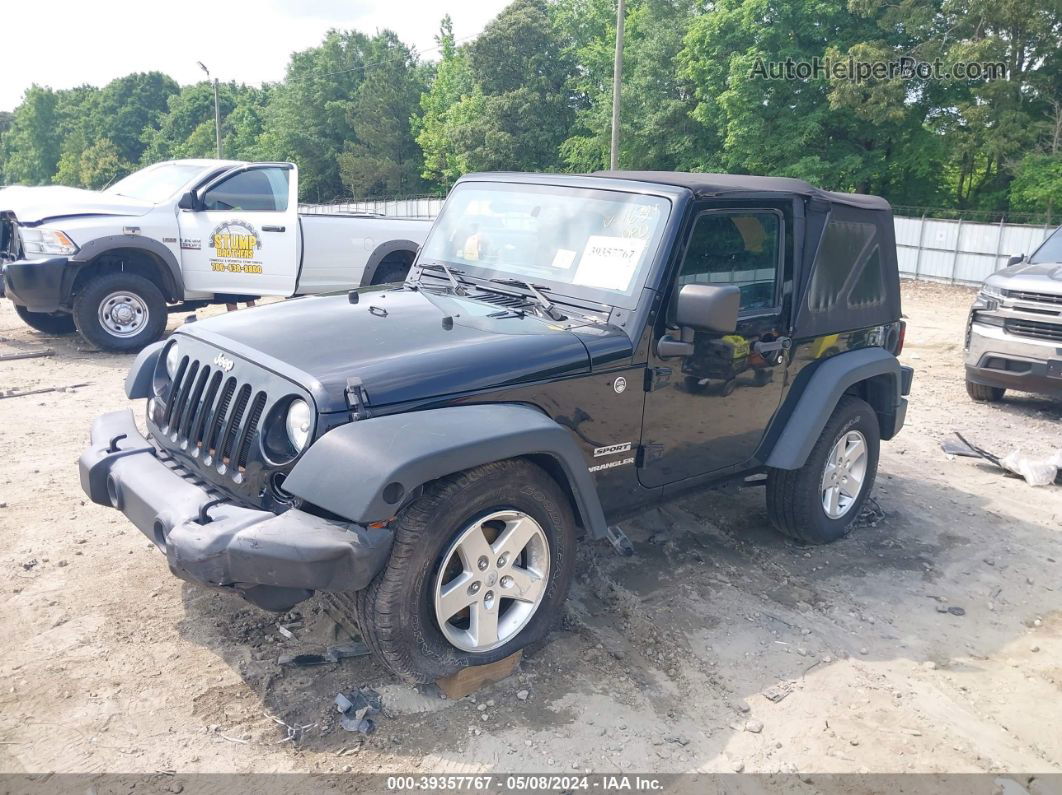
[764,347,903,470]
[283,403,609,537]
[361,239,418,285]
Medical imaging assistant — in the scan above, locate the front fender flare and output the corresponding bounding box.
[71,235,184,300]
[764,347,904,470]
[283,403,608,537]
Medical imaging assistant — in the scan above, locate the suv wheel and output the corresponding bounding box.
[766,396,880,544]
[73,272,167,352]
[350,459,576,683]
[965,379,1005,402]
[14,305,76,335]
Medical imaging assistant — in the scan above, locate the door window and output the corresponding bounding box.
[201,168,289,212]
[677,211,781,311]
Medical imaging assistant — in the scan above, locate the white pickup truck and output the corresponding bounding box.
[0,159,431,350]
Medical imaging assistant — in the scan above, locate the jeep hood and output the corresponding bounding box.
[179,288,609,413]
[985,260,1062,293]
[0,185,153,225]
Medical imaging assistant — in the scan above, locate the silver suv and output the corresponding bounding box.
[965,225,1062,402]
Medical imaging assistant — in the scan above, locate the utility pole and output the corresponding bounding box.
[197,61,222,159]
[609,0,625,170]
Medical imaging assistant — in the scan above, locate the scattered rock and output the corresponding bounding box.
[745,719,764,734]
[1030,645,1040,653]
[731,760,745,773]
[516,689,530,701]
[948,606,966,616]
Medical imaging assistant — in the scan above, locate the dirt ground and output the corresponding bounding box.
[1,280,1060,780]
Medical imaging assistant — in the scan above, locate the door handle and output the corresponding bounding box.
[262,225,286,232]
[753,336,791,363]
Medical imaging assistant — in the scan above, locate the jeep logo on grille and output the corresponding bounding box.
[213,353,235,372]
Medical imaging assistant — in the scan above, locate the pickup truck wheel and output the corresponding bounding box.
[351,459,576,683]
[14,305,76,335]
[73,272,167,352]
[965,379,1005,402]
[766,396,880,545]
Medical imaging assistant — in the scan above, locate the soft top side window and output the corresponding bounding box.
[202,168,289,212]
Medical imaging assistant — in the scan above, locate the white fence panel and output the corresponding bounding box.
[895,215,1053,286]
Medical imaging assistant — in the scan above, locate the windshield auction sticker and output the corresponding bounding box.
[209,219,264,274]
[574,235,646,291]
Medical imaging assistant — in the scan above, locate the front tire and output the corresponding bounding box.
[966,379,1005,402]
[14,305,76,335]
[72,272,167,352]
[766,396,880,545]
[351,459,577,683]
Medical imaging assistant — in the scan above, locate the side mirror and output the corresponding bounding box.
[657,284,741,358]
[177,191,199,211]
[1006,254,1025,267]
[675,283,740,334]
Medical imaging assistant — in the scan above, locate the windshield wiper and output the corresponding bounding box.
[488,278,566,321]
[418,261,469,295]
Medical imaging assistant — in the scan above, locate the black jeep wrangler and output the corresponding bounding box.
[80,172,912,682]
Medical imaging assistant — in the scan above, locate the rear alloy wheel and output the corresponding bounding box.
[73,272,167,352]
[14,305,76,335]
[350,459,576,682]
[766,396,880,544]
[966,379,1005,403]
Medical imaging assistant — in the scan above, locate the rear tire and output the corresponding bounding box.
[347,459,577,683]
[766,396,880,545]
[14,305,76,335]
[966,379,1005,402]
[72,272,167,352]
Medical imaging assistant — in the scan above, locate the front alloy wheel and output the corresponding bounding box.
[350,459,576,683]
[434,510,550,653]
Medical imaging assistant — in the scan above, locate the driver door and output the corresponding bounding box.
[178,164,299,296]
[639,207,791,487]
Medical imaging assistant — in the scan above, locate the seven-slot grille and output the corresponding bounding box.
[1004,318,1062,343]
[161,354,269,477]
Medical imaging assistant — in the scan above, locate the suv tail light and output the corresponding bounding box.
[892,320,906,355]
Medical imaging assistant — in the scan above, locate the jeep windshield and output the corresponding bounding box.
[418,182,671,310]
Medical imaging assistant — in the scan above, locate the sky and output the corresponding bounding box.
[0,0,513,112]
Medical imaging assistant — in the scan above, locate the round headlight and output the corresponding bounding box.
[285,399,312,452]
[165,343,181,379]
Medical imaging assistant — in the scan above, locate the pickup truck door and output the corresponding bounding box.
[178,163,299,296]
[638,207,791,487]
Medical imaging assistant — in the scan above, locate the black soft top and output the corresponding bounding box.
[592,170,891,211]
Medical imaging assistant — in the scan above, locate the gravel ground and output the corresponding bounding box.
[1,280,1060,779]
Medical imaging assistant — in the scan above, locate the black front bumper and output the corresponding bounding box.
[79,410,393,611]
[3,256,72,312]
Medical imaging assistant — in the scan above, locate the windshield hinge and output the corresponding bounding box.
[345,377,372,420]
[644,367,672,392]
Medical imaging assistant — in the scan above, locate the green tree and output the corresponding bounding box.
[0,86,62,185]
[456,0,577,172]
[96,72,179,164]
[556,0,709,172]
[337,31,427,196]
[416,16,478,187]
[257,30,373,201]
